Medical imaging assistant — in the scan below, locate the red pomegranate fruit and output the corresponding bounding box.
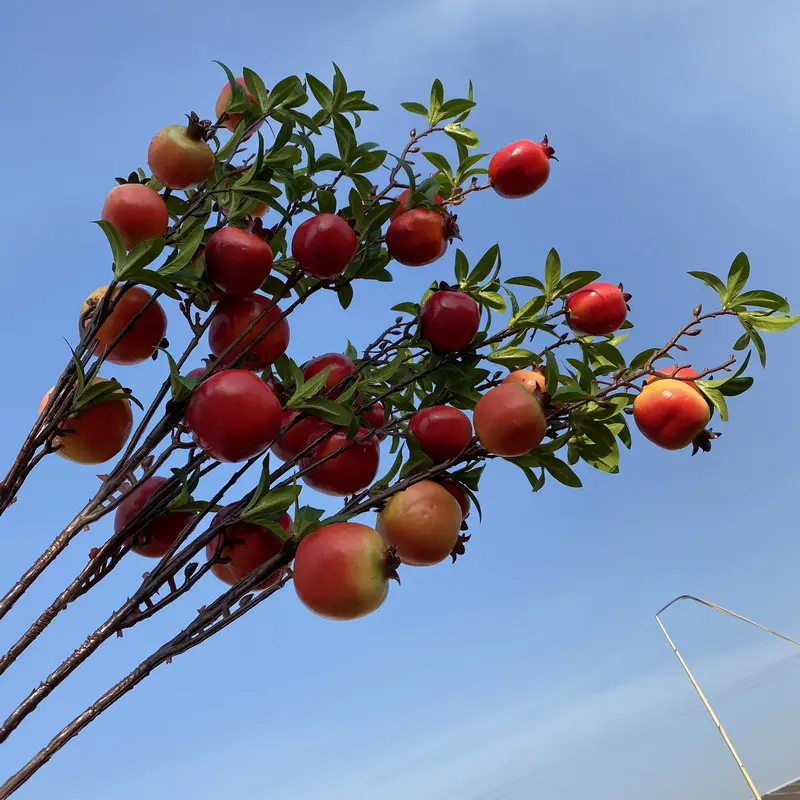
[566,282,629,336]
[291,213,358,278]
[204,226,273,296]
[488,137,556,199]
[101,183,169,250]
[420,289,480,351]
[185,370,282,462]
[408,405,473,463]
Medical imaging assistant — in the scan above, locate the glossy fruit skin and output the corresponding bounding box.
[633,378,710,450]
[488,137,555,199]
[377,480,462,567]
[645,366,700,393]
[503,368,545,394]
[207,504,290,590]
[208,294,290,370]
[101,183,169,250]
[185,370,282,462]
[302,353,357,398]
[205,227,273,296]
[391,189,444,220]
[566,282,628,336]
[473,383,547,457]
[437,478,470,520]
[361,402,386,441]
[294,522,392,620]
[41,380,133,465]
[409,405,473,462]
[215,77,263,135]
[82,285,167,366]
[299,428,380,496]
[114,476,196,558]
[420,290,480,351]
[148,125,214,190]
[386,208,448,267]
[270,409,333,462]
[291,214,358,278]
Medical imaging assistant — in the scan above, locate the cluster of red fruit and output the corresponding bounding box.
[40,74,716,623]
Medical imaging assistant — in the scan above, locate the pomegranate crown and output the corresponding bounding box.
[540,135,557,161]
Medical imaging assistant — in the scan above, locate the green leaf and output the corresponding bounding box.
[94,220,127,268]
[333,113,357,163]
[422,151,453,178]
[688,270,726,297]
[750,327,767,367]
[391,301,420,316]
[629,348,660,370]
[130,269,181,300]
[437,98,476,120]
[738,313,800,333]
[160,224,204,276]
[505,275,545,291]
[733,290,790,312]
[454,249,469,284]
[317,189,337,215]
[544,248,561,300]
[466,244,500,287]
[487,347,537,369]
[370,448,405,494]
[429,79,444,123]
[477,291,506,312]
[537,455,582,488]
[400,101,428,117]
[696,383,728,422]
[557,271,602,297]
[337,283,354,310]
[243,67,269,111]
[265,76,306,112]
[444,124,479,148]
[294,398,354,426]
[724,252,750,305]
[73,377,143,413]
[287,366,332,407]
[401,448,434,479]
[544,350,559,395]
[306,72,333,111]
[243,485,301,522]
[351,149,387,174]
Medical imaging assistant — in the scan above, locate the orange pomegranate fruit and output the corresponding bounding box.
[101,183,169,250]
[633,378,711,450]
[147,114,214,190]
[377,480,462,566]
[473,383,547,457]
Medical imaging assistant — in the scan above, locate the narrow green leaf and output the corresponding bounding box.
[697,383,729,422]
[544,248,561,300]
[429,79,444,123]
[295,398,354,426]
[724,252,750,305]
[467,244,500,287]
[733,290,790,312]
[505,275,545,291]
[243,485,301,522]
[242,67,269,111]
[477,291,506,312]
[94,220,127,269]
[306,73,333,110]
[337,283,354,309]
[544,350,559,394]
[454,249,469,284]
[538,455,582,487]
[487,347,537,369]
[688,270,726,297]
[557,271,602,297]
[739,313,800,332]
[422,151,453,178]
[400,101,428,117]
[287,366,332,407]
[444,124,479,148]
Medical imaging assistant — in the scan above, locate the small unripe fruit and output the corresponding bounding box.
[294,522,397,620]
[81,285,167,366]
[291,214,358,278]
[207,504,291,590]
[377,480,462,566]
[185,370,282,462]
[473,383,547,457]
[101,183,169,250]
[114,476,196,558]
[408,405,473,463]
[488,137,556,199]
[566,282,628,336]
[633,378,711,450]
[204,227,273,296]
[148,119,214,190]
[386,208,451,267]
[420,290,480,351]
[208,294,290,370]
[40,379,133,465]
[215,77,263,135]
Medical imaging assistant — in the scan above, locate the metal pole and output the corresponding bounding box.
[655,595,800,800]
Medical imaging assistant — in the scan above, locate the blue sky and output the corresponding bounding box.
[2,0,800,797]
